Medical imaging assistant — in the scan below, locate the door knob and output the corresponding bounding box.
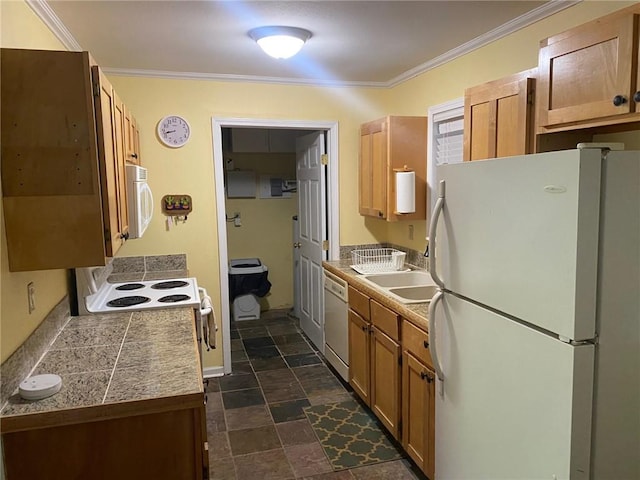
[612,95,627,106]
[293,242,301,248]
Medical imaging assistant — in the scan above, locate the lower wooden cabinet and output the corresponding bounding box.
[403,352,436,479]
[2,398,209,480]
[370,326,401,438]
[348,308,371,406]
[348,292,402,441]
[347,283,436,478]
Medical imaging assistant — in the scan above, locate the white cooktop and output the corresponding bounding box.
[84,277,200,314]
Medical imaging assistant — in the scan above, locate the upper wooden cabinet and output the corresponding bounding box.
[124,106,141,165]
[359,116,427,222]
[537,4,640,132]
[1,49,136,271]
[94,67,129,257]
[463,69,536,161]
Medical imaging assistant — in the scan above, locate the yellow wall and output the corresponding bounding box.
[109,76,389,367]
[2,0,637,368]
[384,0,639,251]
[225,152,298,310]
[0,0,69,362]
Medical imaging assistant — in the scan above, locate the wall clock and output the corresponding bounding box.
[157,115,191,148]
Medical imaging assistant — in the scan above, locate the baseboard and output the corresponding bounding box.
[203,366,225,378]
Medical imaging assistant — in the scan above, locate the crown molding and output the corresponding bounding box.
[101,68,388,89]
[26,0,82,51]
[387,0,581,87]
[30,0,581,89]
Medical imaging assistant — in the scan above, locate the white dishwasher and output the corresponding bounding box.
[323,269,349,381]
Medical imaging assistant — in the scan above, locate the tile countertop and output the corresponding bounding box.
[322,260,430,332]
[0,307,203,428]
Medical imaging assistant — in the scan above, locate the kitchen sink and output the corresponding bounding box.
[361,270,435,288]
[387,285,439,303]
[360,270,438,304]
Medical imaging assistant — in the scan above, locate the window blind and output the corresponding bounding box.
[427,98,464,213]
[433,113,464,166]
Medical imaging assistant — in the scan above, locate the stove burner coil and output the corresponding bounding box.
[115,283,145,291]
[157,294,191,303]
[151,280,189,290]
[106,296,151,308]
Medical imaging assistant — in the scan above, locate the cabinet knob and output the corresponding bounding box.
[120,232,129,240]
[612,95,627,106]
[131,153,138,159]
[420,371,427,379]
[361,325,366,332]
[423,340,429,349]
[634,91,640,103]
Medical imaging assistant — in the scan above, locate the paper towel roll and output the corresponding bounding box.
[395,170,416,214]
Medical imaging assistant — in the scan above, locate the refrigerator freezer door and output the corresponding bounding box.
[590,151,640,479]
[434,294,594,480]
[436,149,601,340]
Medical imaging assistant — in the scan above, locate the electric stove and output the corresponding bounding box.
[75,266,200,315]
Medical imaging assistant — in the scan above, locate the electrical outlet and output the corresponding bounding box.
[27,282,36,314]
[408,224,414,240]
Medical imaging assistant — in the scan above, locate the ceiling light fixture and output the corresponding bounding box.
[248,26,312,59]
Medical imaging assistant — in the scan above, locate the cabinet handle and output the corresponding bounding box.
[131,153,138,159]
[423,340,429,349]
[613,95,627,106]
[634,91,640,103]
[361,325,366,332]
[421,371,433,383]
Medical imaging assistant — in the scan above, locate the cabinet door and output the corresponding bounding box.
[402,352,435,479]
[370,326,401,439]
[268,129,298,152]
[348,308,371,406]
[231,128,270,152]
[386,116,428,222]
[113,93,129,238]
[463,70,535,161]
[92,66,126,256]
[537,11,639,129]
[124,107,141,164]
[359,120,387,218]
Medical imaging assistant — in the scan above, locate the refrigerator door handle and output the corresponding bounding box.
[428,289,445,382]
[428,180,446,289]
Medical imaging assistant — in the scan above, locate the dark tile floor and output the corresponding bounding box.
[204,309,427,480]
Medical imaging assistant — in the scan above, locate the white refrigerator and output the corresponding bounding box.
[428,146,639,480]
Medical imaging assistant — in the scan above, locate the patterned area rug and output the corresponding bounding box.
[304,400,403,470]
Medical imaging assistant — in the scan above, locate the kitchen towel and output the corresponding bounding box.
[199,289,217,349]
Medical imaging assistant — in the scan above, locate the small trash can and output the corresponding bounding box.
[229,258,271,321]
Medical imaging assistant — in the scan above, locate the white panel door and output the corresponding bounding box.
[296,131,326,351]
[432,293,594,480]
[435,149,602,341]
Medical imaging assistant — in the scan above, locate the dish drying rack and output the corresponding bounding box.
[350,248,407,274]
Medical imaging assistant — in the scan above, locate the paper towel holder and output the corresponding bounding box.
[393,165,416,214]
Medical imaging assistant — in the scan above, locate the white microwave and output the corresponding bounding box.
[126,165,154,238]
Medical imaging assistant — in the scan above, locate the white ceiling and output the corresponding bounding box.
[37,0,577,87]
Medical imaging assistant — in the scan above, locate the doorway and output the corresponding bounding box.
[211,118,339,375]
